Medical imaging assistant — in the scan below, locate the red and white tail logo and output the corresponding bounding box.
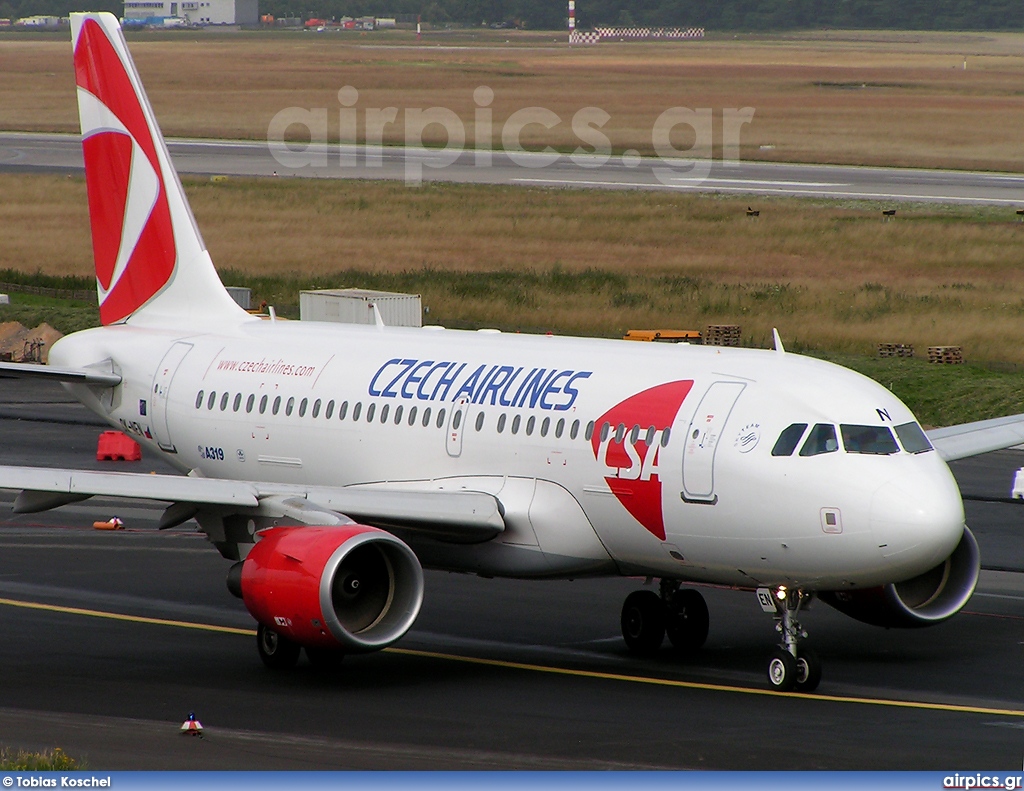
[74,17,176,324]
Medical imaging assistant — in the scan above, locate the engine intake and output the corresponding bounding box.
[233,525,424,652]
[819,526,980,628]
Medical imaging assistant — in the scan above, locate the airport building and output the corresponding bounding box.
[123,0,257,26]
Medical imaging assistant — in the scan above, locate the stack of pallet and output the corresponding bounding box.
[877,343,914,358]
[927,346,963,364]
[704,325,741,347]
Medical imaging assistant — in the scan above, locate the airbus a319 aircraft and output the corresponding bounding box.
[3,12,1022,692]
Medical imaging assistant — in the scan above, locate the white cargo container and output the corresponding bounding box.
[299,289,422,327]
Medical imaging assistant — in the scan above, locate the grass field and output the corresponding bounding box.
[4,171,1024,362]
[2,29,1024,171]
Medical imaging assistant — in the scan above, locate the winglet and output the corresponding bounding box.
[773,328,785,354]
[372,303,385,328]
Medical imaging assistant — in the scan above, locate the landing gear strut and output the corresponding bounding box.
[620,580,709,656]
[760,587,821,692]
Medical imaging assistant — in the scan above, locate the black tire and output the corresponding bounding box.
[795,648,822,693]
[256,623,301,670]
[620,590,666,655]
[767,647,798,691]
[665,589,709,652]
[305,646,346,671]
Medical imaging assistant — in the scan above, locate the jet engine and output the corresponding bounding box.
[228,525,424,652]
[819,526,980,628]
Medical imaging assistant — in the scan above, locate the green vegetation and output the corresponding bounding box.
[0,747,80,770]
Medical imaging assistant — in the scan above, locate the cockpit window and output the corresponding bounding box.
[799,423,839,456]
[840,424,899,455]
[771,423,808,456]
[894,421,933,454]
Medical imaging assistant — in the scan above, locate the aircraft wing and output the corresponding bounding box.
[0,361,121,387]
[0,466,504,544]
[927,413,1024,462]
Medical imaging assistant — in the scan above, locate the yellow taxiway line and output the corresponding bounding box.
[2,595,1021,718]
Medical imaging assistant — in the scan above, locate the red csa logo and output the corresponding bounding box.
[590,381,693,540]
[74,19,175,325]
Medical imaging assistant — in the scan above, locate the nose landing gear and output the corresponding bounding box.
[759,587,821,692]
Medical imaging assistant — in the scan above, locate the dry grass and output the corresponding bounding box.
[2,29,1024,170]
[4,171,1024,361]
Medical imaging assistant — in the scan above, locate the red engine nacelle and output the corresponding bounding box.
[231,525,424,652]
[819,525,980,628]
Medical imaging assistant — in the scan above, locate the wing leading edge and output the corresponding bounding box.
[0,465,504,544]
[927,413,1024,462]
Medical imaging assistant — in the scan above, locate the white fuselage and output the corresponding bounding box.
[50,318,966,591]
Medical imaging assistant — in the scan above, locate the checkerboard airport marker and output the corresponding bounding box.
[180,712,204,737]
[93,517,124,530]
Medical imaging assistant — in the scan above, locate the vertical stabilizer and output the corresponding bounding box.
[71,12,249,327]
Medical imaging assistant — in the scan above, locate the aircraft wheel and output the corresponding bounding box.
[665,589,709,652]
[794,648,822,693]
[767,647,798,691]
[621,590,666,655]
[256,623,301,670]
[306,646,346,671]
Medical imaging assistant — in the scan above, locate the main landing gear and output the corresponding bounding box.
[620,579,710,656]
[759,586,821,693]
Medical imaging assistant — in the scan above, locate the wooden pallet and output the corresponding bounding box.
[877,343,914,358]
[704,324,741,347]
[927,346,963,364]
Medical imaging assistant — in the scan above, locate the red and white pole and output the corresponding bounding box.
[568,0,575,40]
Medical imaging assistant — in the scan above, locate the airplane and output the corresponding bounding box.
[1,10,1021,692]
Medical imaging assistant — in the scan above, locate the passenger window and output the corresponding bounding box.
[259,395,268,414]
[233,393,242,412]
[540,417,550,437]
[629,425,639,445]
[338,401,347,420]
[285,397,294,416]
[571,420,580,440]
[395,405,403,424]
[353,402,362,421]
[497,414,506,433]
[422,407,432,427]
[555,418,564,438]
[511,415,521,434]
[312,399,321,418]
[584,421,594,441]
[219,392,229,411]
[408,406,417,425]
[600,422,610,442]
[272,396,281,415]
[772,423,808,457]
[841,424,899,455]
[436,408,446,428]
[246,394,255,413]
[207,391,216,410]
[661,428,671,447]
[366,403,375,422]
[799,424,839,456]
[452,410,462,430]
[615,423,625,443]
[379,404,389,423]
[645,426,655,446]
[526,416,535,436]
[895,421,933,454]
[326,399,335,419]
[195,391,204,409]
[299,398,307,417]
[475,412,485,431]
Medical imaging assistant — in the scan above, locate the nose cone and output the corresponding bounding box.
[870,462,965,577]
